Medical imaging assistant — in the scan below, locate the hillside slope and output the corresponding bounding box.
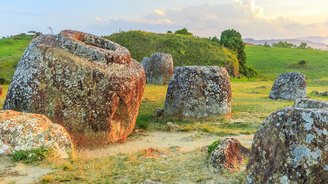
[0,34,33,83]
[107,31,240,76]
[1,32,328,83]
[246,45,328,81]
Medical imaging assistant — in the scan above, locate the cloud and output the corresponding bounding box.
[153,9,166,17]
[87,0,328,39]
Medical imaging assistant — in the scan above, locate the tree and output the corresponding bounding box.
[174,28,193,35]
[298,42,307,49]
[272,41,295,48]
[211,36,220,43]
[219,29,257,77]
[263,42,271,47]
[220,29,246,68]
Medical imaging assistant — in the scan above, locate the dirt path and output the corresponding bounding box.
[0,131,254,183]
[77,131,254,159]
[0,157,52,184]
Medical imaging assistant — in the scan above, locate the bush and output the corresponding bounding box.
[174,28,193,35]
[272,41,296,48]
[298,60,307,65]
[208,139,221,154]
[263,42,271,47]
[240,66,259,78]
[9,147,51,163]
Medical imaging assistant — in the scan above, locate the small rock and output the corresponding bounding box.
[294,98,328,109]
[311,90,320,95]
[141,52,174,85]
[312,90,328,96]
[269,72,306,100]
[0,110,73,159]
[153,108,164,118]
[209,138,250,172]
[166,122,180,132]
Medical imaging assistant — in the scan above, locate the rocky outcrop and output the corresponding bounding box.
[209,138,250,172]
[141,52,174,85]
[269,72,306,100]
[3,30,145,146]
[164,66,231,119]
[246,103,328,183]
[0,110,73,158]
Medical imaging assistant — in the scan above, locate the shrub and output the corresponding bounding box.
[208,139,221,154]
[174,28,193,35]
[9,147,51,163]
[272,41,296,48]
[298,60,307,65]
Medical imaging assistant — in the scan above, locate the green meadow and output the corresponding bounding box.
[0,32,327,183]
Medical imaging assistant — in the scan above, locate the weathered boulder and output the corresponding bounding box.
[164,66,231,119]
[269,72,306,100]
[3,30,145,146]
[294,98,328,109]
[246,105,328,183]
[141,52,174,85]
[0,110,73,158]
[209,138,250,172]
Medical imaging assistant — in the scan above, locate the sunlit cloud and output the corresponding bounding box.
[153,9,166,17]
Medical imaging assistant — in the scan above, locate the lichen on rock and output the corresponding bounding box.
[3,30,146,146]
[164,66,231,119]
[246,103,328,183]
[269,72,306,100]
[141,52,174,85]
[0,110,73,159]
[209,138,250,172]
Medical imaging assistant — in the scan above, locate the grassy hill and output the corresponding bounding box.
[1,31,328,83]
[107,31,240,76]
[246,45,328,82]
[0,34,33,83]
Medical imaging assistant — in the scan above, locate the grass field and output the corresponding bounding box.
[0,32,328,183]
[1,81,327,183]
[0,34,32,83]
[246,45,328,81]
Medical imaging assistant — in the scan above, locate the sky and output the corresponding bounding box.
[1,0,328,39]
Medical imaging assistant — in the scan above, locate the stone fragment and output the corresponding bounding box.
[209,138,250,172]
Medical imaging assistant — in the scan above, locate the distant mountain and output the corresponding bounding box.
[298,36,328,45]
[244,37,328,51]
